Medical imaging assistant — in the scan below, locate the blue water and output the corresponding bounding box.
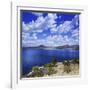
[22,48,79,75]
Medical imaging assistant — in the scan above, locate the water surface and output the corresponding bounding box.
[22,48,79,75]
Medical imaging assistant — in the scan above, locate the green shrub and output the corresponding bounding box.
[32,66,44,77]
[31,58,58,77]
[44,58,57,68]
[51,58,57,67]
[44,63,55,68]
[44,62,57,75]
[32,66,39,72]
[64,65,71,73]
[47,67,57,75]
[62,60,70,66]
[72,59,79,64]
[62,60,71,73]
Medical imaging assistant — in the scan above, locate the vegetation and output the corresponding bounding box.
[47,67,56,75]
[28,59,58,77]
[51,58,57,67]
[31,66,44,77]
[62,60,71,73]
[62,59,79,73]
[72,59,79,64]
[32,66,39,72]
[44,58,57,67]
[27,59,79,77]
[44,59,57,75]
[62,60,70,66]
[44,63,53,68]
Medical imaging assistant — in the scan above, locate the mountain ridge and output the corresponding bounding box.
[23,45,79,50]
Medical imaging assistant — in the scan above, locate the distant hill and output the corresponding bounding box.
[23,45,79,50]
[56,45,79,50]
[23,45,47,48]
[37,45,47,48]
[56,45,69,49]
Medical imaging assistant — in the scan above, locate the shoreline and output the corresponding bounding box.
[26,60,79,78]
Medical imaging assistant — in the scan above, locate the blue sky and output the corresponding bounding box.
[21,11,80,47]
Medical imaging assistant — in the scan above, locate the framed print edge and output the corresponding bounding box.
[11,1,88,88]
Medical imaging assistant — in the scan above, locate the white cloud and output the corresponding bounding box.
[44,35,69,46]
[22,22,30,31]
[50,27,58,33]
[57,21,73,34]
[72,15,79,26]
[50,14,79,34]
[32,12,43,16]
[32,33,38,39]
[47,13,57,19]
[22,13,58,33]
[71,28,79,38]
[22,13,79,47]
[69,38,79,45]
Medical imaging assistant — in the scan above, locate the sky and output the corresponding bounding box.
[21,10,80,47]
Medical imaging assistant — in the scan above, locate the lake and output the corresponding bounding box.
[22,48,79,75]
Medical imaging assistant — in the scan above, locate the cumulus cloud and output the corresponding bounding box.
[22,22,30,31]
[22,13,58,34]
[57,21,73,33]
[22,13,79,47]
[71,28,79,38]
[31,12,43,16]
[72,15,79,27]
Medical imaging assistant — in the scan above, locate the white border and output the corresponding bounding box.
[11,1,88,88]
[18,6,81,80]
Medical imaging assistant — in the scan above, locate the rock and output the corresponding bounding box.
[26,71,36,77]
